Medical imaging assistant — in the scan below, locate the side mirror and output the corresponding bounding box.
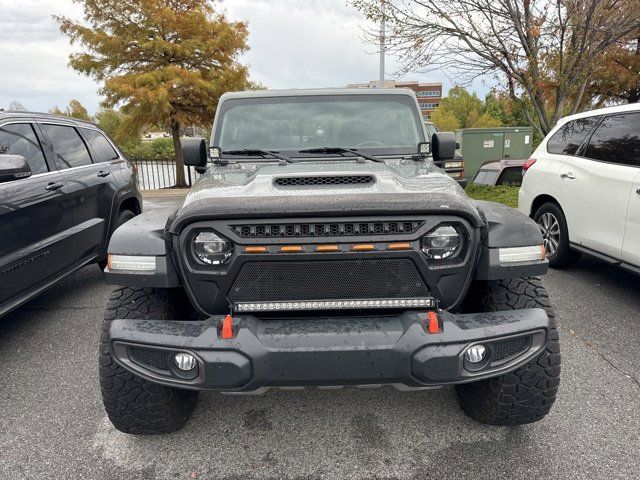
[0,154,31,183]
[182,137,208,168]
[431,132,457,161]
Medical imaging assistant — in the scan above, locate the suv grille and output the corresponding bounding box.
[228,259,429,303]
[274,175,374,187]
[232,221,423,238]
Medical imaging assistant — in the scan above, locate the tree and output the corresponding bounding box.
[438,86,484,128]
[95,108,141,151]
[586,30,640,105]
[9,101,27,111]
[56,0,251,187]
[430,107,461,131]
[49,99,92,121]
[351,0,640,136]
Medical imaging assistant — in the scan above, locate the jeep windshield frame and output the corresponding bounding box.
[212,94,426,160]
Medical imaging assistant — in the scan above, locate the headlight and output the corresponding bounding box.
[444,161,463,169]
[421,225,464,260]
[193,232,233,265]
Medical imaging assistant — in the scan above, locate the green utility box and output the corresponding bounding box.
[456,127,534,177]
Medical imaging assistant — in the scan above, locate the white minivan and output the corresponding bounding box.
[519,103,640,272]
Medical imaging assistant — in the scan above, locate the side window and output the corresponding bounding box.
[547,117,600,155]
[81,128,119,163]
[499,168,523,186]
[0,123,48,175]
[40,124,93,169]
[584,112,640,167]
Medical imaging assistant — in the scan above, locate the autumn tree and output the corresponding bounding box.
[95,108,141,151]
[351,0,640,136]
[50,99,93,121]
[586,29,640,105]
[56,0,251,187]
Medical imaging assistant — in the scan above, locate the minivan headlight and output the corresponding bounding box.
[193,232,233,265]
[421,225,464,260]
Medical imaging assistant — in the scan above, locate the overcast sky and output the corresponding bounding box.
[0,0,492,114]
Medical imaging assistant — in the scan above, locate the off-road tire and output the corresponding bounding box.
[533,202,580,268]
[99,287,199,434]
[98,209,136,270]
[455,277,561,426]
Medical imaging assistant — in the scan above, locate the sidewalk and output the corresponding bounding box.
[141,188,190,197]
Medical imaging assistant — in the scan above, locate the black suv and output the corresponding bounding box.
[0,112,141,317]
[100,89,558,435]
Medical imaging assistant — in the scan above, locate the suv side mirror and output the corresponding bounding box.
[182,137,208,170]
[0,154,32,183]
[432,132,457,161]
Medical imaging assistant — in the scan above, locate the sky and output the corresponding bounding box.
[0,0,493,114]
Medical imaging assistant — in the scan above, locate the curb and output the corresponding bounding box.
[141,189,190,197]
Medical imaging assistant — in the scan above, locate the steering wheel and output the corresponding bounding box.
[355,141,385,148]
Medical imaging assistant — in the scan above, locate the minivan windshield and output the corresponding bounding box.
[214,94,424,158]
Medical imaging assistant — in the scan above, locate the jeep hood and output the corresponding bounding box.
[167,160,482,233]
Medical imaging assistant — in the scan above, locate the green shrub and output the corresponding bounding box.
[124,138,175,162]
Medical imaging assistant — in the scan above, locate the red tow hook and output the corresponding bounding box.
[427,311,441,334]
[220,314,234,339]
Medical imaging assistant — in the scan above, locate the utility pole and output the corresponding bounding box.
[378,0,385,88]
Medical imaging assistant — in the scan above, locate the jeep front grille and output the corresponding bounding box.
[231,220,424,238]
[228,258,429,304]
[274,175,374,187]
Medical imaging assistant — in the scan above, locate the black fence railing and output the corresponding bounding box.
[135,160,202,190]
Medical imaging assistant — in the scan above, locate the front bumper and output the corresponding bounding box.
[108,308,549,392]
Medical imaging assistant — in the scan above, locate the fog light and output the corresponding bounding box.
[174,353,197,371]
[464,344,487,364]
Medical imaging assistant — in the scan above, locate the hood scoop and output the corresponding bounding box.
[274,175,375,188]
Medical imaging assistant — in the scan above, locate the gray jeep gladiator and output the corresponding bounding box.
[101,89,559,434]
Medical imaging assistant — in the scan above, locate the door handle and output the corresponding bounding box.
[97,170,111,177]
[45,182,64,191]
[637,188,640,195]
[560,172,576,180]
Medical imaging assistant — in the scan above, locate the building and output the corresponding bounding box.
[347,80,443,120]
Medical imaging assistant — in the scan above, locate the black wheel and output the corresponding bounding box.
[98,209,136,270]
[99,287,199,434]
[533,202,580,268]
[455,277,561,426]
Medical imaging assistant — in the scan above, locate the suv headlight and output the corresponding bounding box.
[421,225,464,260]
[193,232,233,265]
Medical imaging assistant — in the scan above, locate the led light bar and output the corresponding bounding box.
[498,245,545,264]
[234,298,435,312]
[107,254,156,273]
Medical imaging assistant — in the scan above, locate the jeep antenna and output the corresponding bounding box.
[378,0,386,88]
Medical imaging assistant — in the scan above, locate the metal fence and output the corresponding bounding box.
[135,160,202,190]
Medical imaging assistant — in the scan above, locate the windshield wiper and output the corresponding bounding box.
[298,147,384,163]
[223,149,296,163]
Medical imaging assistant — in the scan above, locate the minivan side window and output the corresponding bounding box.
[0,123,49,175]
[40,124,93,169]
[547,117,600,155]
[583,112,640,167]
[80,128,119,163]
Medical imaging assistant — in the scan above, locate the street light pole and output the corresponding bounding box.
[379,0,385,88]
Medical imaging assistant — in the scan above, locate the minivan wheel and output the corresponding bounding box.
[533,202,580,268]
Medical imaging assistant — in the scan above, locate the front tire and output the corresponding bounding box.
[533,202,580,268]
[99,287,199,434]
[455,278,561,426]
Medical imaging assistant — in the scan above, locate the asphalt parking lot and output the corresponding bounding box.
[1,195,638,480]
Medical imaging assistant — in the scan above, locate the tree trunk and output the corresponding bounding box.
[170,120,187,188]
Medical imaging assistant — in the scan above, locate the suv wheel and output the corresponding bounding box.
[99,287,199,434]
[456,277,561,425]
[533,202,580,268]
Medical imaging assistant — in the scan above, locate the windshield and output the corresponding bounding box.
[214,94,424,157]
